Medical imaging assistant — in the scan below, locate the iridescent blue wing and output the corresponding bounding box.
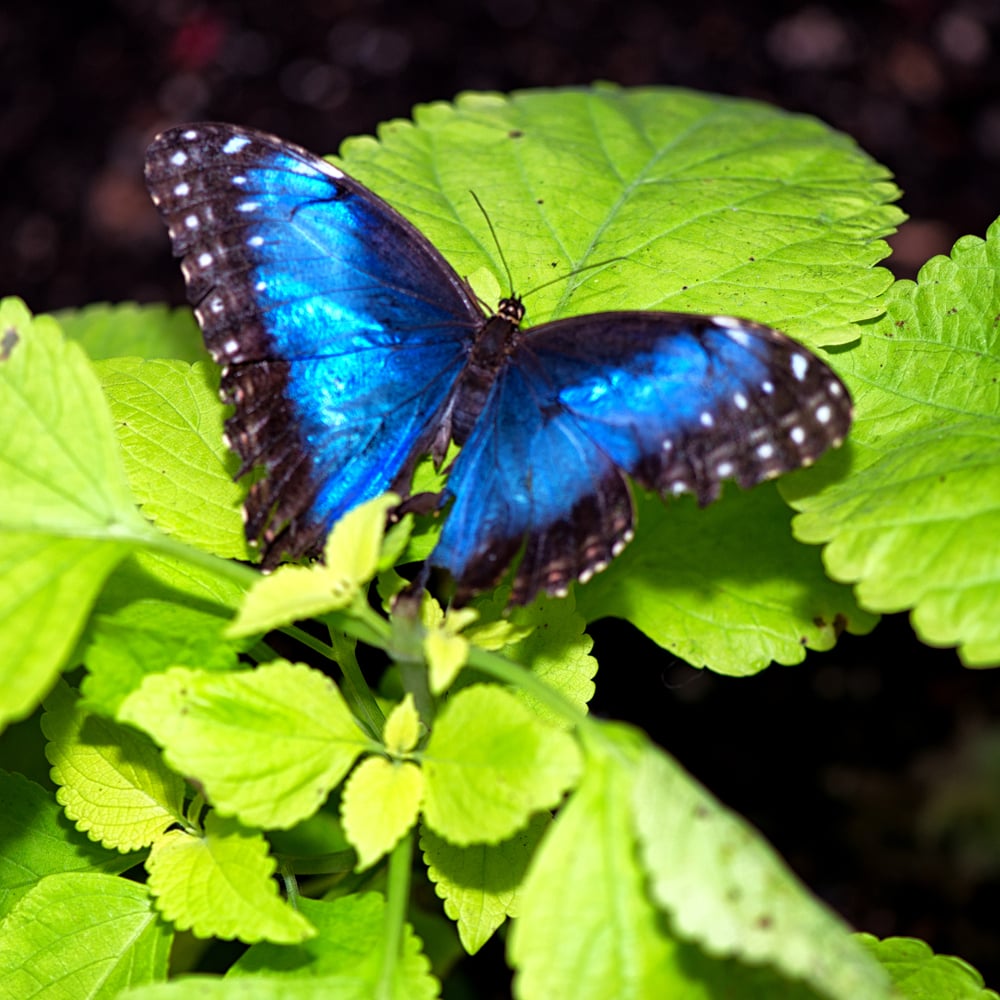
[145,123,482,564]
[431,312,851,605]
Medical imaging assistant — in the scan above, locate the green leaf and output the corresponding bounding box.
[421,813,548,954]
[507,728,674,998]
[790,222,1000,665]
[341,756,423,870]
[0,872,171,998]
[0,535,129,732]
[632,735,892,999]
[857,934,999,999]
[227,493,399,637]
[577,487,878,675]
[335,87,898,669]
[52,302,208,363]
[96,358,249,559]
[119,977,373,999]
[96,549,247,615]
[42,681,185,852]
[339,87,900,342]
[146,812,314,944]
[81,598,239,716]
[421,684,581,845]
[231,893,439,1000]
[498,592,597,720]
[0,770,139,919]
[0,299,144,729]
[118,661,371,829]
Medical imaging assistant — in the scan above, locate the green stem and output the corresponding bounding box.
[377,830,414,1000]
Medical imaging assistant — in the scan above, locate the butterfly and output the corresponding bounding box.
[145,123,852,606]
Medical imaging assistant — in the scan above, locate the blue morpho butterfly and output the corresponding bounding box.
[145,123,852,606]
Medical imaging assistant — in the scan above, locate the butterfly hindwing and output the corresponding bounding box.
[432,312,851,605]
[145,123,482,564]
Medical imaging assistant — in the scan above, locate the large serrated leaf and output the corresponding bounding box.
[146,812,314,944]
[421,684,581,846]
[577,487,877,675]
[231,894,439,1000]
[789,221,1000,665]
[118,662,371,829]
[96,357,249,559]
[0,872,171,998]
[339,86,900,342]
[0,770,139,919]
[632,736,892,999]
[43,681,185,852]
[331,86,899,666]
[0,299,146,730]
[857,934,999,999]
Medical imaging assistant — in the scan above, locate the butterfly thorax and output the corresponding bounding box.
[448,296,526,445]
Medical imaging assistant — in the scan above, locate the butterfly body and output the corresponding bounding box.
[146,123,851,605]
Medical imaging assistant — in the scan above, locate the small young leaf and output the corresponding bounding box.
[383,692,421,754]
[146,812,314,944]
[118,662,371,829]
[421,813,548,954]
[0,770,139,919]
[227,493,399,637]
[857,934,999,999]
[0,872,171,998]
[421,684,581,845]
[97,357,249,559]
[43,681,185,852]
[420,597,478,693]
[341,756,424,870]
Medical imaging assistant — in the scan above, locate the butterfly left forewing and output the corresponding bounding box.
[145,124,483,565]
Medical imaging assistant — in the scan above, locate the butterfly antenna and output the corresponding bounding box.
[519,256,628,301]
[469,191,625,304]
[469,191,515,297]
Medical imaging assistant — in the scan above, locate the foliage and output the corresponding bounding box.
[1,85,997,998]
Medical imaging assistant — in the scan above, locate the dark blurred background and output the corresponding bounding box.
[3,0,1000,989]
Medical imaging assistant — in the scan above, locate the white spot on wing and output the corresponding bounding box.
[790,426,806,444]
[185,214,199,229]
[791,353,809,381]
[174,182,190,196]
[198,252,213,267]
[182,129,198,140]
[757,442,775,459]
[700,411,714,428]
[712,315,741,329]
[248,235,264,247]
[734,391,748,410]
[816,404,832,424]
[237,201,261,213]
[223,135,252,155]
[170,151,188,166]
[761,380,774,394]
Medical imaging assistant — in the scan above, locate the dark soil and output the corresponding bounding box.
[3,0,999,989]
